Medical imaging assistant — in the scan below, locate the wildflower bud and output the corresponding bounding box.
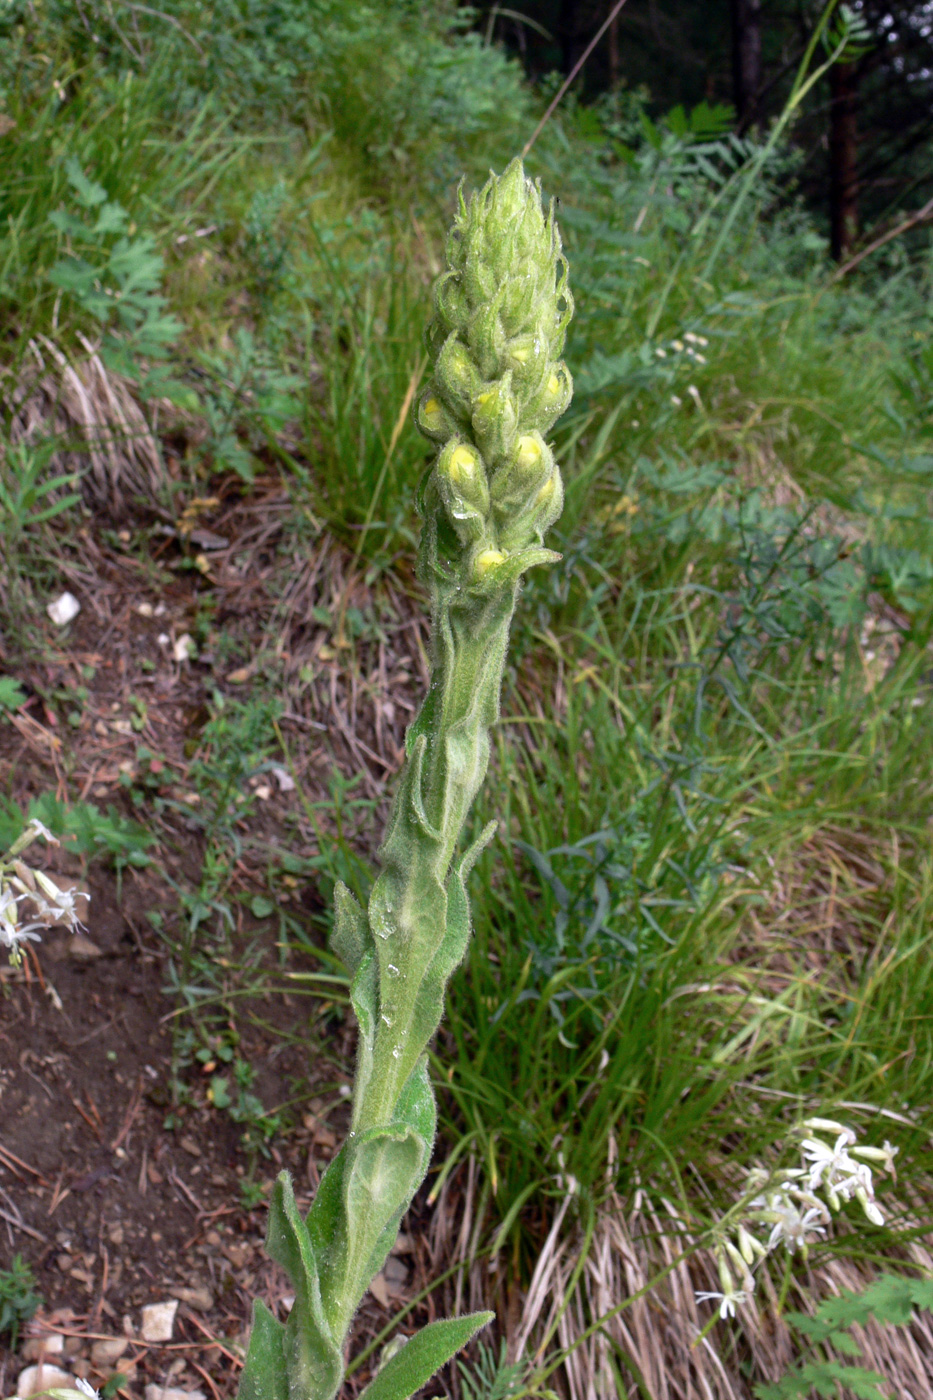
[436,334,481,419]
[416,391,455,443]
[855,1186,884,1225]
[737,1225,766,1265]
[499,467,563,553]
[724,1240,754,1289]
[473,547,507,581]
[717,1252,735,1296]
[491,432,552,516]
[524,361,573,434]
[471,373,518,464]
[435,441,490,544]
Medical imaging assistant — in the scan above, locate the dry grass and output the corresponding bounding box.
[2,335,166,513]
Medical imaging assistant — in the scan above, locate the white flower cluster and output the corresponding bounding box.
[0,819,89,967]
[654,330,709,365]
[695,1117,898,1321]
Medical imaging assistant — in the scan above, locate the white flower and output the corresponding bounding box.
[695,1285,749,1319]
[766,1200,827,1253]
[800,1132,868,1196]
[31,871,88,930]
[851,1139,899,1180]
[801,1117,856,1144]
[27,818,58,844]
[0,886,43,955]
[75,1381,100,1400]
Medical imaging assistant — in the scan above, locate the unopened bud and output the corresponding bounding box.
[472,373,518,465]
[416,393,452,443]
[474,548,506,577]
[435,440,490,543]
[526,361,573,433]
[436,334,481,418]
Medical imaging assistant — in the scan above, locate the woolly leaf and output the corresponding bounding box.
[356,1312,495,1400]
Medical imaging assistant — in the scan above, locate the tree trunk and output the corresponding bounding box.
[731,0,762,129]
[830,61,859,261]
[608,0,619,87]
[558,0,586,74]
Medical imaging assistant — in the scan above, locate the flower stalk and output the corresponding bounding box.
[238,158,573,1400]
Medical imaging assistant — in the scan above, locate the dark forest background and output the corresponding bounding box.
[471,1,933,261]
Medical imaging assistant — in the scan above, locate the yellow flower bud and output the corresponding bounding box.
[422,397,443,430]
[474,548,506,576]
[516,434,542,470]
[449,446,478,485]
[535,472,557,505]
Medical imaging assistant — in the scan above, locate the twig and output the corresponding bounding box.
[831,194,933,279]
[522,0,630,158]
[110,1080,143,1151]
[0,1205,46,1242]
[0,1141,48,1184]
[181,1308,245,1370]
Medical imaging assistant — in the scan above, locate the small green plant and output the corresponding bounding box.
[756,1273,933,1399]
[0,436,82,548]
[0,676,27,717]
[0,1254,42,1351]
[47,154,182,382]
[238,157,573,1400]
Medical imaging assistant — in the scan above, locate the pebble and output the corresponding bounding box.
[47,593,80,626]
[68,933,103,960]
[20,1336,65,1362]
[172,1285,213,1312]
[90,1337,130,1366]
[17,1364,75,1397]
[140,1299,178,1342]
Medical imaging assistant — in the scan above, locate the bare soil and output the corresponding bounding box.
[0,487,448,1400]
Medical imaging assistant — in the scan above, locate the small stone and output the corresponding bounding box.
[172,634,195,662]
[368,1272,390,1308]
[271,766,294,792]
[179,1136,201,1157]
[68,933,103,960]
[173,1285,212,1312]
[20,1335,64,1361]
[383,1255,408,1290]
[47,592,80,626]
[91,1337,129,1366]
[17,1363,75,1397]
[140,1299,178,1342]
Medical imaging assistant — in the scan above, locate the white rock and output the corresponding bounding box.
[271,766,295,792]
[140,1299,178,1342]
[20,1335,65,1361]
[172,634,195,662]
[17,1363,75,1397]
[47,592,80,626]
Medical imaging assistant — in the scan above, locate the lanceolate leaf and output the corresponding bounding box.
[355,1313,496,1400]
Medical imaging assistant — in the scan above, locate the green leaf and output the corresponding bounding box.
[238,1300,289,1400]
[309,1067,435,1338]
[0,677,26,714]
[355,1313,495,1400]
[331,881,372,976]
[63,155,107,208]
[265,1172,343,1400]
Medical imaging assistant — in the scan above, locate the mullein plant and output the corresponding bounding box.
[238,158,573,1400]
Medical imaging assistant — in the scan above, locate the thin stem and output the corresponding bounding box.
[522,0,631,159]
